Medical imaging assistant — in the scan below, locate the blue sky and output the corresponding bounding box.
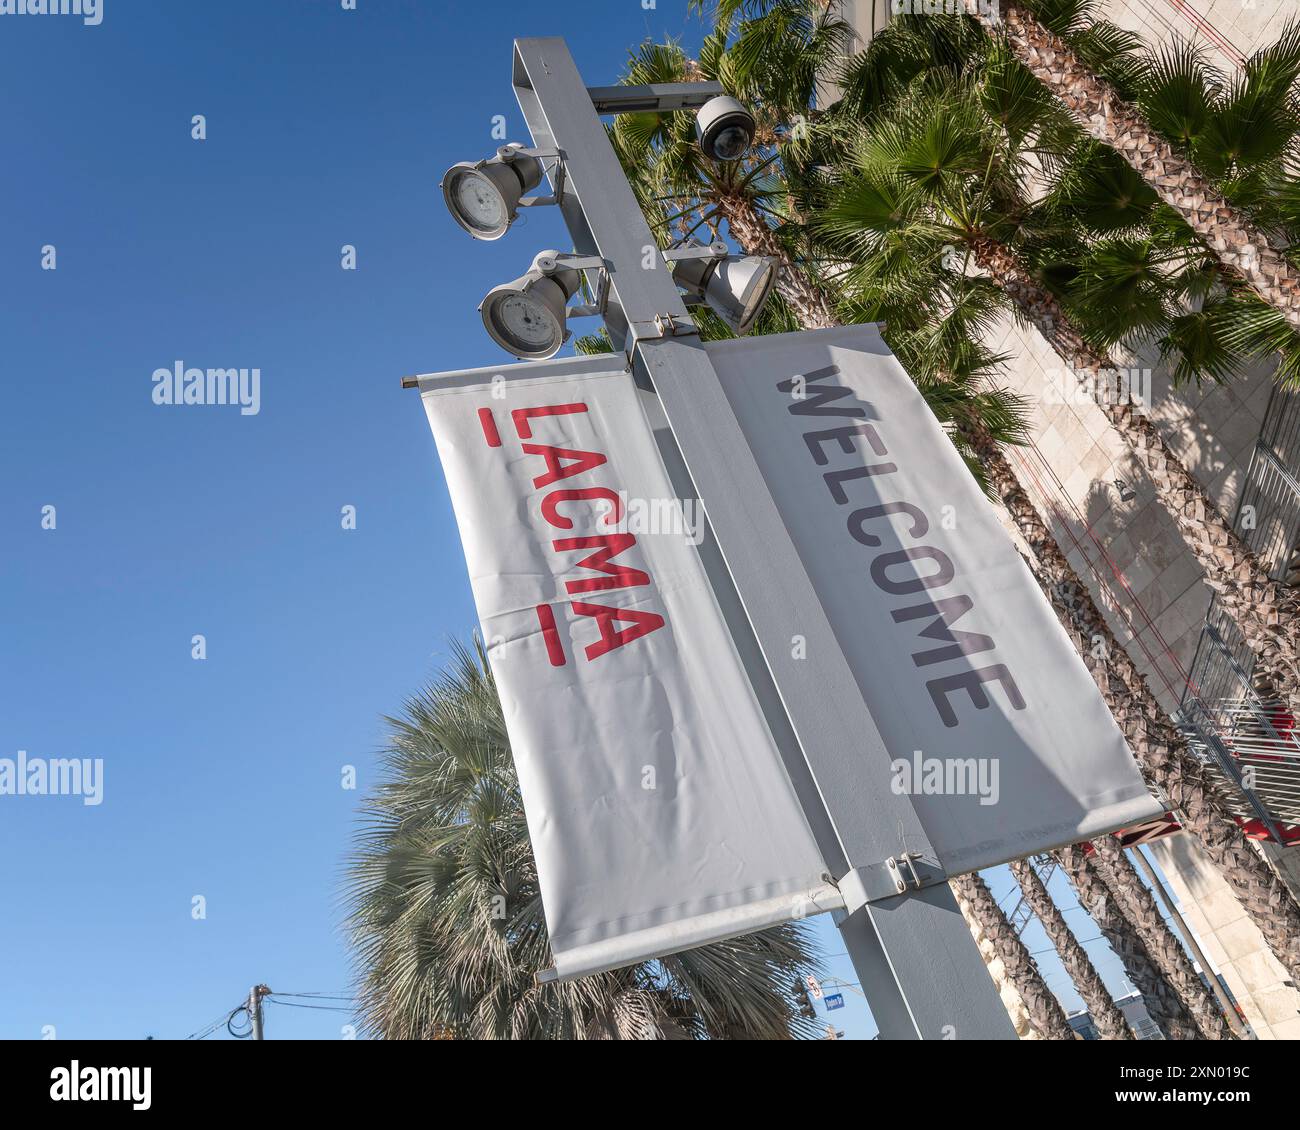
[0,0,1185,1041]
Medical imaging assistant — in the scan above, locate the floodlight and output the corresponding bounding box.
[441,144,545,240]
[479,250,582,360]
[695,96,756,162]
[670,241,778,336]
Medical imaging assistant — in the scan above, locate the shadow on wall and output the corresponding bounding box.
[1125,336,1274,514]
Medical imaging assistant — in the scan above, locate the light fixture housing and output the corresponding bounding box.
[479,250,582,360]
[441,145,545,241]
[671,242,778,336]
[695,95,756,162]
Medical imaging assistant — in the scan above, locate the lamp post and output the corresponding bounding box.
[475,36,1018,1039]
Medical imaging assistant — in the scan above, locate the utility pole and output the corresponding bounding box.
[249,984,270,1041]
[507,37,1016,1039]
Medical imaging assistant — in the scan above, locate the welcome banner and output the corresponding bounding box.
[420,355,841,981]
[705,326,1161,872]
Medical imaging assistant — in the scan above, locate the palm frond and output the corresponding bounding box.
[346,640,821,1039]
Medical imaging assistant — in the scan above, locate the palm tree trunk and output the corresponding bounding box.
[1091,835,1235,1038]
[950,872,1076,1039]
[1057,844,1201,1038]
[955,886,1041,1038]
[967,0,1300,329]
[1009,858,1134,1039]
[968,234,1300,713]
[968,423,1300,985]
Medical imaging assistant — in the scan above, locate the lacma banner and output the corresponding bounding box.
[420,355,843,981]
[705,325,1160,872]
[419,329,1159,981]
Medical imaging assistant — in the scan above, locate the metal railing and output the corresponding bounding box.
[1176,386,1300,839]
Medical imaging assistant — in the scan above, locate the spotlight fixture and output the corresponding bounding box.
[479,250,584,360]
[441,144,547,241]
[1113,478,1137,503]
[695,95,756,162]
[668,240,777,336]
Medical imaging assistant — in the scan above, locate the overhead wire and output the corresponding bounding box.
[265,998,354,1013]
[184,999,251,1041]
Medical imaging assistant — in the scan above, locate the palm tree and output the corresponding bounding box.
[617,11,1031,468]
[1090,834,1235,1039]
[617,6,851,329]
[810,58,1300,711]
[1056,843,1202,1038]
[1009,858,1134,1039]
[673,4,1300,707]
[951,872,1076,1038]
[963,0,1300,330]
[345,640,822,1040]
[659,4,1300,984]
[967,419,1300,986]
[621,0,1300,1012]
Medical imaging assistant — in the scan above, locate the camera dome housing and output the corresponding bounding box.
[695,95,756,162]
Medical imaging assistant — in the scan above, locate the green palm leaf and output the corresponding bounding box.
[346,640,822,1040]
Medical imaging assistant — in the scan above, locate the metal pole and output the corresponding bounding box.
[510,36,1015,1040]
[1130,845,1247,1037]
[249,985,265,1041]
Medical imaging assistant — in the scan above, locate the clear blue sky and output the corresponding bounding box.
[0,0,1186,1041]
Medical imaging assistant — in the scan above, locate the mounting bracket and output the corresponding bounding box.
[836,853,948,916]
[500,144,566,207]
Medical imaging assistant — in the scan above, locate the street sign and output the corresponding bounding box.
[825,993,846,1011]
[419,353,842,982]
[705,326,1161,873]
[806,975,823,1000]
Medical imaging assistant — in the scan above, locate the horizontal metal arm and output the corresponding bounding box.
[586,81,726,115]
[661,241,728,264]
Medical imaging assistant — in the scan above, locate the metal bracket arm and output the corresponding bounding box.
[541,253,611,318]
[503,145,567,207]
[627,311,700,345]
[661,241,728,265]
[586,81,726,115]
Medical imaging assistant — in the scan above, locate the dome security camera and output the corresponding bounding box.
[695,95,756,162]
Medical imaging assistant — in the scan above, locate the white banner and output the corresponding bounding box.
[705,326,1161,872]
[421,356,841,981]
